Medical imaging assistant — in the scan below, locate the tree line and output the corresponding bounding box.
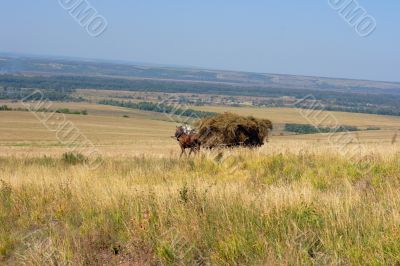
[98,99,216,118]
[284,123,361,134]
[0,105,87,115]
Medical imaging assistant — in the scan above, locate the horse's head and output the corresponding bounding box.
[175,126,185,139]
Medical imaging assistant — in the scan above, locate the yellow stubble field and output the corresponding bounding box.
[0,101,399,158]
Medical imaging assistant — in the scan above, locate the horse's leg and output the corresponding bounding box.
[192,142,200,156]
[180,147,186,158]
[188,148,193,157]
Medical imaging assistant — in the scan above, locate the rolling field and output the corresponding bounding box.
[1,102,400,264]
[1,101,399,156]
[0,100,399,159]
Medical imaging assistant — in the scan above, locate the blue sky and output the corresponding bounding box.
[0,0,399,82]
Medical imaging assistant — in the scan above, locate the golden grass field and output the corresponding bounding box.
[1,101,400,265]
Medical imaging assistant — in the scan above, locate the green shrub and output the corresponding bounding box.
[61,152,87,165]
[0,180,12,210]
[0,105,12,111]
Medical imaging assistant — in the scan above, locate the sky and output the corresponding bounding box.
[0,0,399,82]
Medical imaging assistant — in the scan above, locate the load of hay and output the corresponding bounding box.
[196,112,273,148]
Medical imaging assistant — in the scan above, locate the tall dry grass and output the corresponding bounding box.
[1,147,400,265]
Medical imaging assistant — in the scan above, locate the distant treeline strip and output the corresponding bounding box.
[285,123,365,134]
[98,100,216,118]
[0,105,88,115]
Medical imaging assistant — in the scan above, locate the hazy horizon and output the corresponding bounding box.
[2,50,399,84]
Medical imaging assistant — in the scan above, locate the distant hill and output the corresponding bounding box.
[1,54,399,95]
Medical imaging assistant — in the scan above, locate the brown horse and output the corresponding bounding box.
[174,126,201,158]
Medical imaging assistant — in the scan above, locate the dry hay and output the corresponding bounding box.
[196,112,273,148]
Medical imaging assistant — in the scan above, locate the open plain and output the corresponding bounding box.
[1,101,400,264]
